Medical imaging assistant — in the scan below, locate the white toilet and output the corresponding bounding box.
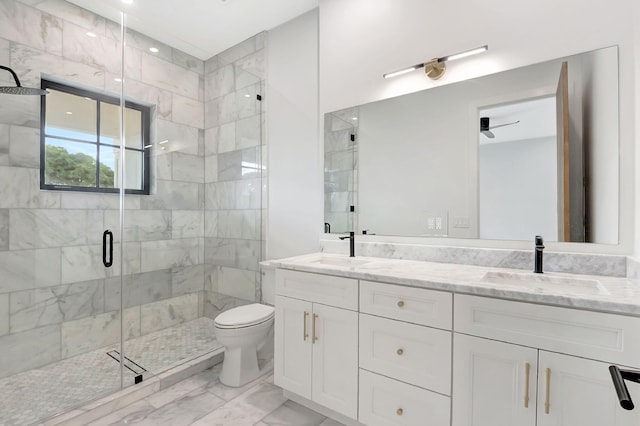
[214,303,275,387]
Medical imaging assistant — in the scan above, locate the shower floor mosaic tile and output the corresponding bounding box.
[0,317,220,426]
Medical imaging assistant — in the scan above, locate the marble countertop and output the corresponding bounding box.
[264,253,640,316]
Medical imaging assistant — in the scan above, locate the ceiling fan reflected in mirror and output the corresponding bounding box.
[480,116,520,138]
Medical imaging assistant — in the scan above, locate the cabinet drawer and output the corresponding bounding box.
[275,269,358,310]
[359,369,450,426]
[455,294,640,368]
[360,314,451,394]
[360,280,452,329]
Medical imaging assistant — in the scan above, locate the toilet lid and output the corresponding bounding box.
[214,304,275,328]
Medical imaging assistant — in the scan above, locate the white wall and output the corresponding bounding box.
[479,137,558,241]
[317,0,636,254]
[634,2,640,258]
[582,48,619,244]
[358,90,471,237]
[266,9,321,259]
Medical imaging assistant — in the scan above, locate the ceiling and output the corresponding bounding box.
[479,97,557,145]
[67,0,319,60]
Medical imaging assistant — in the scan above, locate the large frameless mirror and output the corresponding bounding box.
[324,46,619,244]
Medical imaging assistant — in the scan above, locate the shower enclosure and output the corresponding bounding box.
[0,1,266,424]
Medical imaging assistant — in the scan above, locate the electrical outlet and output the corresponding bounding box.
[425,211,448,236]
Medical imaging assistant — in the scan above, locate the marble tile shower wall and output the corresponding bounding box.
[202,35,266,319]
[0,0,208,378]
[324,108,358,234]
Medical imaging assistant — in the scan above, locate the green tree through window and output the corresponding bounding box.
[45,145,115,187]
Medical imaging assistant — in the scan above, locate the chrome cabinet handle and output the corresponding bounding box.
[524,362,531,408]
[545,368,551,414]
[303,311,309,341]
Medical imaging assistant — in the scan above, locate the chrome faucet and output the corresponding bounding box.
[534,235,544,273]
[339,232,355,257]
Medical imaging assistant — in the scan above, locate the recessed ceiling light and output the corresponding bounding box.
[86,32,97,38]
[121,0,133,4]
[66,111,73,115]
[244,94,251,98]
[352,117,358,120]
[149,47,159,53]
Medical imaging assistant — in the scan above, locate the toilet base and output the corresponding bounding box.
[219,344,261,387]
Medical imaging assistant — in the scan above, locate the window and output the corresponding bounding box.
[40,80,150,194]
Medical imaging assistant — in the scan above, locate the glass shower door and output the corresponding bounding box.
[0,2,127,424]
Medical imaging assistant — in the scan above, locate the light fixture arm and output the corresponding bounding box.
[382,45,488,80]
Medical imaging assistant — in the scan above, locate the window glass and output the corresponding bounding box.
[45,90,97,142]
[100,104,143,149]
[41,80,150,194]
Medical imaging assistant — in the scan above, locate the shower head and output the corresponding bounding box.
[0,86,49,95]
[0,65,49,96]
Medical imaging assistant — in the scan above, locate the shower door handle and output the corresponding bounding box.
[103,230,113,268]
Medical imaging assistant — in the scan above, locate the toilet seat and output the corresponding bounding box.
[214,304,275,329]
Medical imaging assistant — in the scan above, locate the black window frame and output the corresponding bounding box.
[40,79,151,195]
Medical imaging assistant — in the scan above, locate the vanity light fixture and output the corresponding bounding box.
[383,45,488,80]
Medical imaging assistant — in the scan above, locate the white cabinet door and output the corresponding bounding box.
[452,334,537,426]
[537,351,640,426]
[312,303,359,419]
[274,296,312,399]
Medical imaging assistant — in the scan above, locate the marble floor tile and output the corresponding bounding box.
[319,419,346,426]
[90,364,342,426]
[88,400,157,426]
[132,387,226,426]
[261,400,327,426]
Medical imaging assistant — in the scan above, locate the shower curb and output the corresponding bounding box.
[38,349,224,426]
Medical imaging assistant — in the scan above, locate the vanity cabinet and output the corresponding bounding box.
[274,266,640,426]
[359,281,453,426]
[453,295,640,426]
[274,270,358,419]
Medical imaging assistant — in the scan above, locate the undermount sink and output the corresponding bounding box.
[480,271,609,296]
[309,256,370,267]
